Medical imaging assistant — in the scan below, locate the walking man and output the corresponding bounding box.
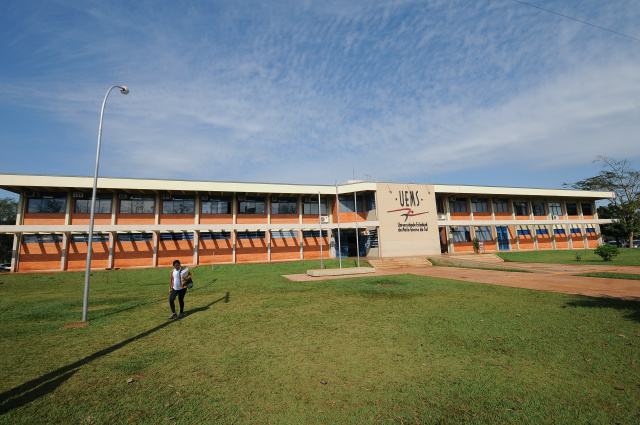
[168,260,192,319]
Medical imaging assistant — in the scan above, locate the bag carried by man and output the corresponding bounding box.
[180,268,194,289]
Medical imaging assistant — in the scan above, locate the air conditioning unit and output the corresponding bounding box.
[118,194,129,200]
[161,194,172,200]
[201,196,209,201]
[271,197,278,202]
[363,230,370,235]
[237,195,246,201]
[304,197,313,203]
[451,226,461,232]
[552,215,559,220]
[437,213,446,220]
[471,198,479,202]
[25,192,40,198]
[320,216,329,224]
[72,192,84,198]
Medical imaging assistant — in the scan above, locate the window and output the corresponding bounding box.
[271,197,297,215]
[475,226,493,241]
[364,229,379,248]
[536,229,549,235]
[200,231,231,240]
[553,228,566,235]
[271,230,298,238]
[514,201,528,216]
[120,196,155,214]
[71,233,109,243]
[365,193,376,211]
[566,203,578,216]
[302,198,327,215]
[237,231,266,239]
[162,198,195,214]
[492,198,509,213]
[339,196,364,213]
[160,232,194,241]
[451,227,471,243]
[570,228,581,234]
[23,234,62,243]
[302,230,328,238]
[581,203,593,216]
[117,233,153,242]
[449,198,468,213]
[26,195,66,214]
[471,198,489,213]
[532,202,546,216]
[517,229,532,236]
[549,202,562,216]
[201,197,232,214]
[238,197,266,214]
[585,228,596,234]
[74,197,112,214]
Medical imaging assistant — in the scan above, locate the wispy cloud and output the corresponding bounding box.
[1,0,639,188]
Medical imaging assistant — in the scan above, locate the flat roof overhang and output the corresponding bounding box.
[433,184,614,200]
[0,174,377,196]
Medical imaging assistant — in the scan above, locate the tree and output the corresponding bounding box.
[566,157,640,247]
[0,197,18,263]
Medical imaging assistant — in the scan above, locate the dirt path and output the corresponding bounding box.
[284,263,640,301]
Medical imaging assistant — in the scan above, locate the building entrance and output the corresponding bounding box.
[496,226,510,250]
[334,229,367,258]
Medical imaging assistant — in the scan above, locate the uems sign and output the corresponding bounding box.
[387,190,429,229]
[376,183,440,256]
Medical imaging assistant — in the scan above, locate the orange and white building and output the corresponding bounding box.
[0,174,615,272]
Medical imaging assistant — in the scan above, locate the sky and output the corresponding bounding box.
[1,0,639,198]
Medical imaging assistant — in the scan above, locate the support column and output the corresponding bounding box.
[194,195,200,265]
[299,196,303,260]
[232,193,237,263]
[108,231,115,269]
[61,192,72,270]
[11,192,25,272]
[153,231,159,267]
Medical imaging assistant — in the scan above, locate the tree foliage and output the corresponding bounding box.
[567,157,640,246]
[0,197,18,263]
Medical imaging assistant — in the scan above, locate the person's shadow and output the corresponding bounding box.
[0,292,230,416]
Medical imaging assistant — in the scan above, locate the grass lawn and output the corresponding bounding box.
[576,273,640,281]
[1,260,639,424]
[497,248,640,266]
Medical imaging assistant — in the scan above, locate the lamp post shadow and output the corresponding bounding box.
[0,292,230,416]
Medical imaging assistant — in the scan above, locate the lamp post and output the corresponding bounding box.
[82,85,129,323]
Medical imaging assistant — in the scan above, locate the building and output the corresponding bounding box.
[0,174,614,272]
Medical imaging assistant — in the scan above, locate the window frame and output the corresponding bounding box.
[449,198,468,213]
[162,197,195,215]
[514,201,528,216]
[201,197,232,215]
[119,196,155,214]
[26,195,67,214]
[471,198,489,213]
[238,197,266,215]
[492,198,509,213]
[270,197,298,215]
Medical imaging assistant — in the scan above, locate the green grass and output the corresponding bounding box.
[497,248,640,266]
[428,259,532,273]
[1,260,639,424]
[576,272,640,281]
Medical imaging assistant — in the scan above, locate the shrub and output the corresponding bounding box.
[594,244,619,262]
[472,238,480,253]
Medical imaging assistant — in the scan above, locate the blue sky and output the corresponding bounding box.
[1,0,639,198]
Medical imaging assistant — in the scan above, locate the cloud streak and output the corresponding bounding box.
[1,0,639,188]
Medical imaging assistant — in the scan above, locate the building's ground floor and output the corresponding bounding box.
[0,174,614,272]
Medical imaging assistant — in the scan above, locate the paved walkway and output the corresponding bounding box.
[283,263,640,301]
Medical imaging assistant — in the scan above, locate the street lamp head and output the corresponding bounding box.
[119,86,130,95]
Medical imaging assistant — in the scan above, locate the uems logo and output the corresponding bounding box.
[387,190,428,222]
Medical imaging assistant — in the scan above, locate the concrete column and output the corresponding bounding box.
[551,225,556,250]
[62,192,72,270]
[155,193,160,225]
[299,196,303,260]
[153,231,159,267]
[108,231,115,269]
[11,192,25,272]
[533,225,539,250]
[111,193,117,225]
[566,224,573,249]
[193,230,199,266]
[232,194,237,263]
